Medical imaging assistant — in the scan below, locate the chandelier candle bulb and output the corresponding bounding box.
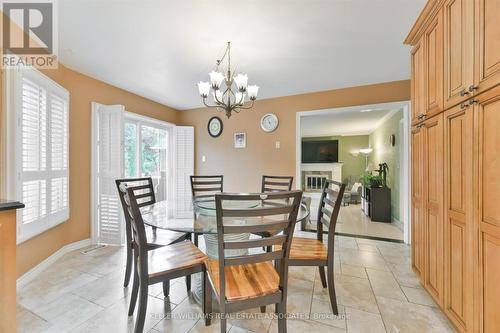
[234,73,248,91]
[198,81,210,98]
[209,71,224,89]
[247,85,259,100]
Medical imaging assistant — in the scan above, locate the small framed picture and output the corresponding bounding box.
[234,132,246,149]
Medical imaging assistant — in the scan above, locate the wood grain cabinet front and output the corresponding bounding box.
[424,9,444,118]
[443,0,474,109]
[475,0,500,94]
[423,114,445,308]
[473,85,500,333]
[411,125,426,279]
[412,40,426,125]
[443,102,475,333]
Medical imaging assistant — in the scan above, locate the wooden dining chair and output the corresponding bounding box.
[116,178,190,288]
[205,190,303,333]
[118,183,210,333]
[278,179,345,314]
[190,175,224,246]
[257,175,294,252]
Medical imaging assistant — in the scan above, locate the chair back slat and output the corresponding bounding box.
[215,190,302,304]
[190,175,223,198]
[261,175,293,193]
[223,220,290,234]
[224,251,284,266]
[224,235,287,250]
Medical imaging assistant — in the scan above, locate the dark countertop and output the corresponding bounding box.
[0,199,25,211]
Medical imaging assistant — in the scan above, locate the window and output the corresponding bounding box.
[124,119,169,202]
[14,68,70,243]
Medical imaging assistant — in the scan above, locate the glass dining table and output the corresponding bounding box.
[140,196,310,302]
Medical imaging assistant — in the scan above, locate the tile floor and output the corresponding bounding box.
[305,193,404,241]
[16,232,455,333]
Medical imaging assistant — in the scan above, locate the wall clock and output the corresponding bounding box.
[207,116,223,138]
[260,113,279,132]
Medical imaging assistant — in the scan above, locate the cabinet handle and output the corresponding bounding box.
[460,102,469,109]
[468,99,479,106]
[468,85,479,93]
[460,89,470,97]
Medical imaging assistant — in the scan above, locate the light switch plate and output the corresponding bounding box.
[275,141,281,149]
[202,155,206,162]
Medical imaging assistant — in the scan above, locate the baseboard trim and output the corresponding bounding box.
[16,238,92,289]
[392,217,404,231]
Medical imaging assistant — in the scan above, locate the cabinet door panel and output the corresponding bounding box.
[444,105,474,332]
[476,0,500,93]
[475,86,500,333]
[412,127,425,278]
[412,41,425,125]
[425,10,444,117]
[443,0,474,109]
[424,114,444,307]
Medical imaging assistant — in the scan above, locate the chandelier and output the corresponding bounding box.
[197,42,259,118]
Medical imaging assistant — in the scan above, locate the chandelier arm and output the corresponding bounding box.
[234,100,255,110]
[213,90,224,105]
[202,98,221,109]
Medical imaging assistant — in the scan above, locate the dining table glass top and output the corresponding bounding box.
[140,196,309,234]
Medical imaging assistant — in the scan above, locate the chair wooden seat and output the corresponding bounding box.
[148,241,207,279]
[146,229,187,248]
[276,237,328,261]
[207,260,280,301]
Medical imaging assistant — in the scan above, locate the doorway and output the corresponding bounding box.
[295,101,411,243]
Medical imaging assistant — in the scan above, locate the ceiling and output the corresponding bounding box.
[58,0,426,110]
[301,107,401,137]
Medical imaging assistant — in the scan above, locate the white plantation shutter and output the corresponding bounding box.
[91,103,125,245]
[173,126,194,217]
[15,68,70,243]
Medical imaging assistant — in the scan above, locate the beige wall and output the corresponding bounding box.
[0,64,179,277]
[179,80,411,192]
[369,110,404,221]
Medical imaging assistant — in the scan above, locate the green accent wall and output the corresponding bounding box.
[302,135,369,183]
[368,110,403,222]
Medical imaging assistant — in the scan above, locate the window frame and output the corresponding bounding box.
[11,67,70,244]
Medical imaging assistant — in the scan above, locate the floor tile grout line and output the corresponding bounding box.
[364,266,389,333]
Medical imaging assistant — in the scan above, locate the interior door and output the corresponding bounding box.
[444,102,475,332]
[475,0,500,94]
[424,8,444,118]
[411,125,425,278]
[443,0,474,109]
[475,86,500,333]
[423,113,444,307]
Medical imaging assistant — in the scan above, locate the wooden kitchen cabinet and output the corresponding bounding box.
[411,125,425,279]
[411,40,426,125]
[424,8,444,118]
[473,85,500,333]
[443,0,474,109]
[423,113,445,307]
[406,1,500,332]
[475,0,500,94]
[443,102,475,332]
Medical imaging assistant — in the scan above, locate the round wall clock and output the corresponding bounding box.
[260,113,279,133]
[207,116,223,138]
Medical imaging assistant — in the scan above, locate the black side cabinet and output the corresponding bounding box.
[361,186,391,222]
